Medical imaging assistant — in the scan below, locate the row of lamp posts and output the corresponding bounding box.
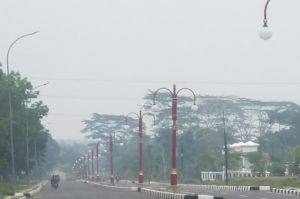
[71,84,237,188]
[73,84,198,188]
[72,133,114,183]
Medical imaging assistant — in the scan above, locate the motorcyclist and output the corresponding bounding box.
[51,174,60,189]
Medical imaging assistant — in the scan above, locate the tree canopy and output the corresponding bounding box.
[80,90,300,181]
[0,70,49,180]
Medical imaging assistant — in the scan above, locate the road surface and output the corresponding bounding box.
[34,180,300,199]
[34,181,157,199]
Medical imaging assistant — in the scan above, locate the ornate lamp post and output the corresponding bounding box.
[86,152,90,180]
[73,159,79,179]
[125,110,155,186]
[78,159,83,179]
[91,149,94,180]
[223,111,229,185]
[83,155,88,179]
[259,0,272,40]
[152,84,197,187]
[109,133,114,184]
[96,142,101,181]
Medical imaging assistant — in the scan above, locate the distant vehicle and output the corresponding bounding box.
[51,174,60,189]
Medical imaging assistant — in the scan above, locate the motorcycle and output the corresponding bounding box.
[51,181,59,189]
[50,174,60,189]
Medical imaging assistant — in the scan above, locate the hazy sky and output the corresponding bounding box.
[1,0,300,140]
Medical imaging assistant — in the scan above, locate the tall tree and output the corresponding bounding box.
[0,71,49,180]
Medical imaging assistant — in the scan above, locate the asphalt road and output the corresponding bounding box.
[34,180,300,199]
[34,181,157,199]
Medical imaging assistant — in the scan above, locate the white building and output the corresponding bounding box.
[229,141,259,172]
[229,141,259,154]
[201,141,263,181]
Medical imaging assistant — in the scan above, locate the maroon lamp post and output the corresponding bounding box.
[87,151,91,180]
[109,133,114,184]
[78,158,83,179]
[91,149,94,180]
[84,155,88,179]
[77,157,84,179]
[152,84,197,187]
[96,142,101,181]
[125,110,155,186]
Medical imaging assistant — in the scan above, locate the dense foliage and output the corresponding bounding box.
[0,70,49,181]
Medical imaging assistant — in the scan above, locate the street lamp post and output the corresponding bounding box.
[6,31,39,191]
[259,0,272,40]
[84,155,88,179]
[25,82,48,181]
[180,147,184,183]
[79,157,83,179]
[81,157,85,179]
[73,160,78,178]
[77,159,83,179]
[96,142,101,181]
[152,84,197,187]
[109,133,114,184]
[87,152,90,180]
[125,110,155,186]
[91,149,94,180]
[223,111,229,185]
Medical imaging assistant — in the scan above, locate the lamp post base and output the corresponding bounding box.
[138,172,144,185]
[166,185,179,193]
[170,169,177,186]
[110,176,114,185]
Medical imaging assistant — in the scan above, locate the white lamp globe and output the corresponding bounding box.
[259,27,272,40]
[152,104,159,112]
[191,104,198,111]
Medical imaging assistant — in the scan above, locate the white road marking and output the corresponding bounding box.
[239,195,248,198]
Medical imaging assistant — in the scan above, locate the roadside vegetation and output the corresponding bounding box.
[0,181,37,199]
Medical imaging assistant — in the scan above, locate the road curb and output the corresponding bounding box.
[141,187,223,199]
[14,181,48,199]
[81,180,223,199]
[179,184,270,192]
[272,188,300,196]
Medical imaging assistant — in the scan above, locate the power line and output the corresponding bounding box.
[29,77,300,85]
[47,113,92,117]
[40,95,142,101]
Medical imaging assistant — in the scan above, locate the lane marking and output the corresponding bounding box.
[239,195,248,198]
